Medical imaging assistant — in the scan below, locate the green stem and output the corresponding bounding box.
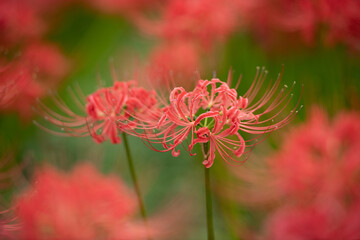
[122,133,149,230]
[203,143,215,240]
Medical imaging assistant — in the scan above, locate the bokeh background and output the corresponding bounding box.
[0,0,359,239]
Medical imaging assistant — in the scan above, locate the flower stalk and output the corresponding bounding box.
[122,133,148,227]
[203,142,215,240]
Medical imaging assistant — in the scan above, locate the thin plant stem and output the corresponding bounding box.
[122,132,149,236]
[203,142,215,240]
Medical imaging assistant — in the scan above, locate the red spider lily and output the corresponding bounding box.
[0,43,68,119]
[132,0,239,49]
[122,67,302,168]
[36,79,161,144]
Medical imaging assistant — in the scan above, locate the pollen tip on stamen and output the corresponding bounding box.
[284,84,288,88]
[293,81,296,85]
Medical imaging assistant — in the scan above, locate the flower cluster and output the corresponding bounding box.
[37,80,160,144]
[122,67,301,168]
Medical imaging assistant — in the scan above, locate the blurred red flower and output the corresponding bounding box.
[146,41,200,89]
[133,0,239,49]
[37,79,161,144]
[14,164,143,240]
[0,0,44,47]
[14,163,187,240]
[0,43,68,119]
[230,107,360,239]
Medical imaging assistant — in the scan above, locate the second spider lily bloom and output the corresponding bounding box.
[36,79,161,144]
[138,67,302,168]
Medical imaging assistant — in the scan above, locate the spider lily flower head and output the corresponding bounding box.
[135,67,302,168]
[36,78,161,144]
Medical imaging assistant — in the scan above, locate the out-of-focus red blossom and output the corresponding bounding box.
[230,108,360,240]
[122,67,302,168]
[239,0,360,52]
[86,0,164,15]
[0,0,44,46]
[36,80,161,144]
[14,164,186,240]
[146,41,200,89]
[319,0,360,51]
[265,198,360,240]
[0,43,68,119]
[133,0,239,49]
[243,0,317,49]
[231,108,360,205]
[14,164,145,240]
[266,108,360,201]
[0,210,19,240]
